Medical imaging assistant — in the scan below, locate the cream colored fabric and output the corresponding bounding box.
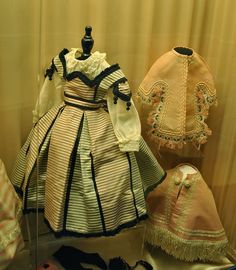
[32,74,64,123]
[0,159,24,270]
[107,92,141,152]
[0,0,236,264]
[69,49,109,79]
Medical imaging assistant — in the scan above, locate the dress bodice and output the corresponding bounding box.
[48,48,131,104]
[32,48,141,152]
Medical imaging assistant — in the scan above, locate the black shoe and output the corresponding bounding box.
[109,257,130,270]
[108,257,152,270]
[53,245,107,270]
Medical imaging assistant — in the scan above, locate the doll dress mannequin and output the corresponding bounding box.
[11,48,166,237]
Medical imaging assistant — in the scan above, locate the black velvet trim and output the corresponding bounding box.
[63,114,84,230]
[93,83,100,101]
[109,258,153,270]
[25,142,31,155]
[58,48,70,79]
[58,48,121,85]
[23,208,44,214]
[93,66,125,100]
[133,260,153,270]
[64,92,105,104]
[21,209,147,237]
[65,101,100,111]
[23,107,65,210]
[66,63,121,85]
[43,213,148,238]
[111,77,128,87]
[113,84,132,102]
[14,185,23,197]
[126,153,139,219]
[52,59,57,72]
[44,60,57,80]
[90,153,106,234]
[20,175,25,190]
[66,71,95,86]
[109,257,129,270]
[144,171,167,198]
[94,64,121,85]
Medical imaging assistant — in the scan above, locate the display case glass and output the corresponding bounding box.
[1,1,236,269]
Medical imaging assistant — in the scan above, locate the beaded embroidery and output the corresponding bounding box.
[137,48,217,150]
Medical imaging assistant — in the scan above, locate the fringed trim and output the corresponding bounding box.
[145,223,229,263]
[147,128,214,150]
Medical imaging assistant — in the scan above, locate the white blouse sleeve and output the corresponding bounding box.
[107,83,141,152]
[32,72,64,124]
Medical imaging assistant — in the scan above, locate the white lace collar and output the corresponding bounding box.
[65,48,107,78]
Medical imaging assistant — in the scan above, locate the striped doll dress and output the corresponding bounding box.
[11,48,166,237]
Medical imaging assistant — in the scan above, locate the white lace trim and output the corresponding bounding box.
[65,48,109,79]
[0,225,22,252]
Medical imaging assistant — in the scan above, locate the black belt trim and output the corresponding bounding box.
[64,92,105,104]
[65,101,100,111]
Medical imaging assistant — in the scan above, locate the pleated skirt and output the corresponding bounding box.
[11,103,165,236]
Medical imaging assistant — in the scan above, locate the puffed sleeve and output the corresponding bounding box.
[107,85,141,152]
[99,65,141,152]
[32,56,64,124]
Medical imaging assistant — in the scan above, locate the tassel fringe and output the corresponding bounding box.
[145,223,229,263]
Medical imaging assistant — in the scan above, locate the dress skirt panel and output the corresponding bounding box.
[10,129,34,192]
[11,104,165,236]
[11,104,65,206]
[25,135,50,210]
[66,114,103,233]
[45,106,84,231]
[127,152,147,217]
[80,110,147,234]
[135,139,166,196]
